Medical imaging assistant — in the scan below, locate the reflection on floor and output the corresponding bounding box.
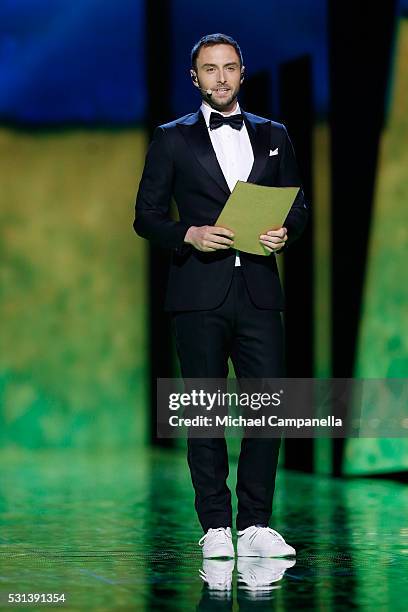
[0,445,407,610]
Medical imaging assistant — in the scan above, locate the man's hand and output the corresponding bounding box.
[259,227,288,253]
[184,225,234,252]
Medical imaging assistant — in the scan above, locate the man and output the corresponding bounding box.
[134,33,308,559]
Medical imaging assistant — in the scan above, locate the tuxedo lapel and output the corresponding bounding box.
[177,110,230,196]
[176,107,271,197]
[242,110,271,185]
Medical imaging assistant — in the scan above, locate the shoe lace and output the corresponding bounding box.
[248,526,285,545]
[199,527,231,547]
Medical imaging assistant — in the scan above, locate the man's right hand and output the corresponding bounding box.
[184,226,234,252]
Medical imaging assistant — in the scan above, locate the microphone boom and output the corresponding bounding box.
[199,87,213,96]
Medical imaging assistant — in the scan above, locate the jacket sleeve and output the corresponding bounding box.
[133,126,190,250]
[274,124,309,253]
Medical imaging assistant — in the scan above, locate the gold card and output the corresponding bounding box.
[215,181,300,255]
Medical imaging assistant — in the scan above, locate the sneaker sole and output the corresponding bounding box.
[237,547,296,558]
[203,548,235,559]
[237,553,296,558]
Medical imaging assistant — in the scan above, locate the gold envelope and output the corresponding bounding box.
[215,181,300,255]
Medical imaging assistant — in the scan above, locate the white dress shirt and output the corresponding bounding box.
[200,100,254,266]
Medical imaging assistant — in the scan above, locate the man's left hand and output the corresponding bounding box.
[259,227,288,253]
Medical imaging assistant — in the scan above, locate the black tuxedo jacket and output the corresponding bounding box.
[133,107,309,312]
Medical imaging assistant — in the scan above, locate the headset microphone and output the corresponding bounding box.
[191,72,213,96]
[198,87,213,96]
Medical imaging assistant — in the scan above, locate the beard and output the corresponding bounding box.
[202,86,239,112]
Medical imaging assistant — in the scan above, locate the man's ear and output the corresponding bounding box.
[190,69,199,87]
[240,66,245,83]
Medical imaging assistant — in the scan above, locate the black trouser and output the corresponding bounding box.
[171,266,284,532]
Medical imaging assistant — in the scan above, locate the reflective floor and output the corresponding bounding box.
[0,445,407,610]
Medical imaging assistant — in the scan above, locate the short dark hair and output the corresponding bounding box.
[191,33,243,72]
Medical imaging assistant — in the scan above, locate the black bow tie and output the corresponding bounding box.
[209,112,244,131]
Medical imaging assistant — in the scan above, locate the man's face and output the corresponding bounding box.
[191,44,244,112]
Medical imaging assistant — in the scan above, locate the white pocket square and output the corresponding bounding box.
[269,147,279,156]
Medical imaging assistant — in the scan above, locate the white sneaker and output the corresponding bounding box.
[237,557,296,591]
[237,525,296,557]
[199,559,235,592]
[199,527,234,559]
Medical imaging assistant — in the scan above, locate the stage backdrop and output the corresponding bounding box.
[0,1,407,470]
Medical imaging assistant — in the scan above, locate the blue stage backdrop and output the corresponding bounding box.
[0,0,145,123]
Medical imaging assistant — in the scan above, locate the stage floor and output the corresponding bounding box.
[0,445,407,610]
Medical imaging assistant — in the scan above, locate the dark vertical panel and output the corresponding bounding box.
[328,0,397,475]
[145,0,174,446]
[279,55,315,472]
[240,70,272,117]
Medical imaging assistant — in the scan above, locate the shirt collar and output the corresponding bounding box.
[200,99,241,128]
